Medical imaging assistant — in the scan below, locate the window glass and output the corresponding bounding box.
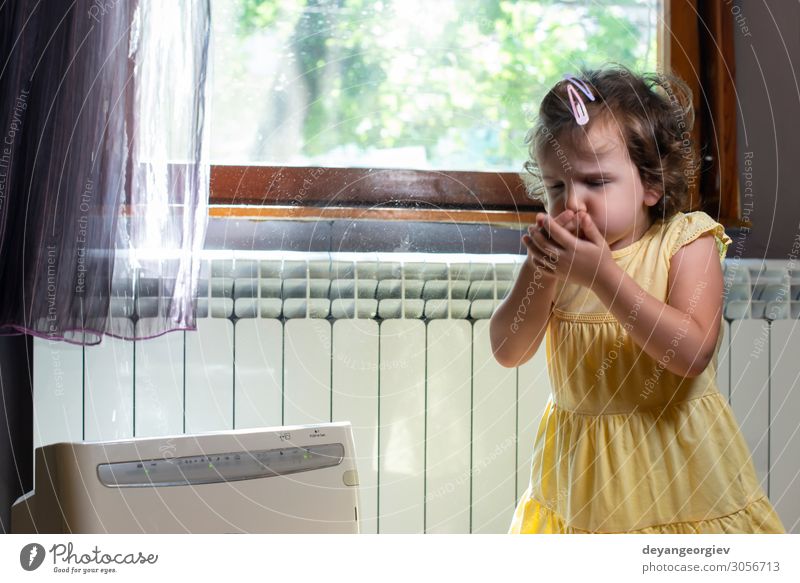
[211,0,661,172]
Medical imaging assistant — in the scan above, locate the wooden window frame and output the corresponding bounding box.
[666,0,742,227]
[211,1,741,229]
[209,165,536,227]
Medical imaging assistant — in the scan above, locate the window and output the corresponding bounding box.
[208,1,677,226]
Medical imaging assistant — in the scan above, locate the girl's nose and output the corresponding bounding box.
[564,183,588,214]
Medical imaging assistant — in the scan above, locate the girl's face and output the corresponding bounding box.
[536,119,662,251]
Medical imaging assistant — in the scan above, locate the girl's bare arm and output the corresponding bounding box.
[489,259,557,368]
[592,233,724,378]
[490,211,576,368]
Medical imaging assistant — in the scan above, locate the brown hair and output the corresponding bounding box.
[521,63,698,223]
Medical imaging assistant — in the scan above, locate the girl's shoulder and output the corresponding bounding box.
[660,210,733,264]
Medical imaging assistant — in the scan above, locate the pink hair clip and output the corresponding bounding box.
[563,73,595,126]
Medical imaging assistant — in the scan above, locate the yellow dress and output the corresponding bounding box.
[508,211,786,534]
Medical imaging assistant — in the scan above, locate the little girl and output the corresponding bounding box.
[492,65,786,534]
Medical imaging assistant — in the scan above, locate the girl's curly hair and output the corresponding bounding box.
[521,63,699,223]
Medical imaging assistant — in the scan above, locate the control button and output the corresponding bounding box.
[342,469,359,486]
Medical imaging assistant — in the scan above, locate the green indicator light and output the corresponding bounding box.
[304,454,308,459]
[144,468,149,474]
[208,463,214,469]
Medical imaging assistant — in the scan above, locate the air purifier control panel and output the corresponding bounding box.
[97,442,344,487]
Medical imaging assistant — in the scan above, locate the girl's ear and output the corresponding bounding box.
[643,187,662,208]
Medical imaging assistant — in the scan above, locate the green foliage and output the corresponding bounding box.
[232,0,657,169]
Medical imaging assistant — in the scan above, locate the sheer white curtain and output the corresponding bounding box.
[0,0,211,344]
[117,0,211,340]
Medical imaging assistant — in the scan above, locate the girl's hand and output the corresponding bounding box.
[525,210,615,289]
[521,209,578,280]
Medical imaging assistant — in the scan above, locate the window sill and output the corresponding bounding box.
[208,204,538,229]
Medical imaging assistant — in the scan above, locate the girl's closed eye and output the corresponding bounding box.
[546,180,608,192]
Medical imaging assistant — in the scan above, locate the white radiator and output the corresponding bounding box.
[32,252,800,533]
